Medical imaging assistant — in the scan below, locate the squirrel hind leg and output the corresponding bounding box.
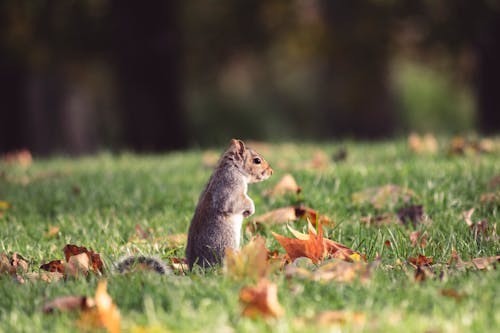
[115,255,172,275]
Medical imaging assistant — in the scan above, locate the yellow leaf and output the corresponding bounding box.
[225,236,269,282]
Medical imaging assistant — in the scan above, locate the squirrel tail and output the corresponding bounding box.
[114,255,172,275]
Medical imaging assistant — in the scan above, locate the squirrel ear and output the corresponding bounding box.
[230,139,246,156]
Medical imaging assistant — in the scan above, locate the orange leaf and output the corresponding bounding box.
[272,222,325,264]
[263,174,301,197]
[239,279,284,319]
[408,254,433,267]
[95,280,121,333]
[254,206,333,226]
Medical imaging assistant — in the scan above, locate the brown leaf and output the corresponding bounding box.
[225,236,270,282]
[262,173,301,197]
[253,206,333,226]
[409,231,428,248]
[352,185,415,209]
[462,208,497,239]
[43,295,94,313]
[306,150,330,170]
[1,149,32,167]
[286,258,376,284]
[40,260,66,273]
[408,133,438,154]
[414,265,433,282]
[313,310,366,327]
[25,272,64,283]
[360,213,398,226]
[66,253,91,277]
[471,256,500,270]
[479,192,500,206]
[1,253,29,275]
[45,225,60,238]
[239,279,284,319]
[439,289,466,302]
[408,254,433,267]
[487,175,500,189]
[63,244,104,274]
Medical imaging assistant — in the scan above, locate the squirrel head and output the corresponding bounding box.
[228,139,273,183]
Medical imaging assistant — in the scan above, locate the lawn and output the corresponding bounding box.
[1,138,499,333]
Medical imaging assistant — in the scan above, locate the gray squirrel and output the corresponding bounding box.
[115,139,273,274]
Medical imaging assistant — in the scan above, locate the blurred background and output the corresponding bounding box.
[1,0,499,155]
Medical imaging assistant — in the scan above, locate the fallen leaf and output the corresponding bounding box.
[134,224,151,240]
[487,175,500,189]
[479,192,500,206]
[63,244,104,274]
[239,279,284,319]
[25,271,64,283]
[272,222,325,264]
[262,174,301,197]
[409,231,428,248]
[414,265,434,282]
[408,133,438,154]
[272,221,359,264]
[40,260,65,273]
[43,295,94,313]
[314,310,366,327]
[170,257,189,274]
[439,289,467,302]
[158,233,187,248]
[305,150,330,170]
[384,240,392,248]
[397,205,424,226]
[225,236,270,282]
[253,206,333,226]
[462,208,497,239]
[66,253,91,277]
[286,258,377,284]
[95,280,121,333]
[0,201,12,210]
[352,185,415,210]
[45,225,60,238]
[1,149,32,167]
[471,256,500,270]
[408,254,433,267]
[360,213,398,226]
[202,150,219,168]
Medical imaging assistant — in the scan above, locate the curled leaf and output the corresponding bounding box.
[239,279,284,319]
[225,236,270,282]
[263,174,301,197]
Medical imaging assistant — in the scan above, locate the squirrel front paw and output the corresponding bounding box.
[243,199,255,217]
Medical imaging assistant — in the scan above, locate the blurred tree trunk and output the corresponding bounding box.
[111,0,187,152]
[477,11,500,134]
[0,54,26,153]
[319,1,395,138]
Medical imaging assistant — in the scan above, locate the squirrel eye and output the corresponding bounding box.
[253,157,261,164]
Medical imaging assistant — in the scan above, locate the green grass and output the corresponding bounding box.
[1,140,499,333]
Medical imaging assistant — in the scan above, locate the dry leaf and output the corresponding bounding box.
[0,201,12,210]
[286,258,376,284]
[239,279,284,319]
[25,271,64,283]
[304,150,330,170]
[95,280,121,333]
[1,149,32,167]
[158,233,188,248]
[352,185,415,209]
[408,133,438,154]
[263,174,301,197]
[253,206,333,226]
[43,295,94,313]
[66,253,91,277]
[408,254,433,267]
[439,289,466,302]
[63,244,104,274]
[225,236,269,282]
[360,213,398,226]
[471,256,500,270]
[409,231,428,248]
[314,310,366,327]
[40,260,65,273]
[462,208,497,239]
[479,192,500,206]
[272,221,359,264]
[45,225,60,238]
[487,175,500,189]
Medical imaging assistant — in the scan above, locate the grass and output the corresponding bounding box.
[1,139,499,333]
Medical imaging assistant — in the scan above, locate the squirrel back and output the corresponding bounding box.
[186,139,273,270]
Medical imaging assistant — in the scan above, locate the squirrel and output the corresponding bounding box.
[114,139,272,274]
[185,139,273,269]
